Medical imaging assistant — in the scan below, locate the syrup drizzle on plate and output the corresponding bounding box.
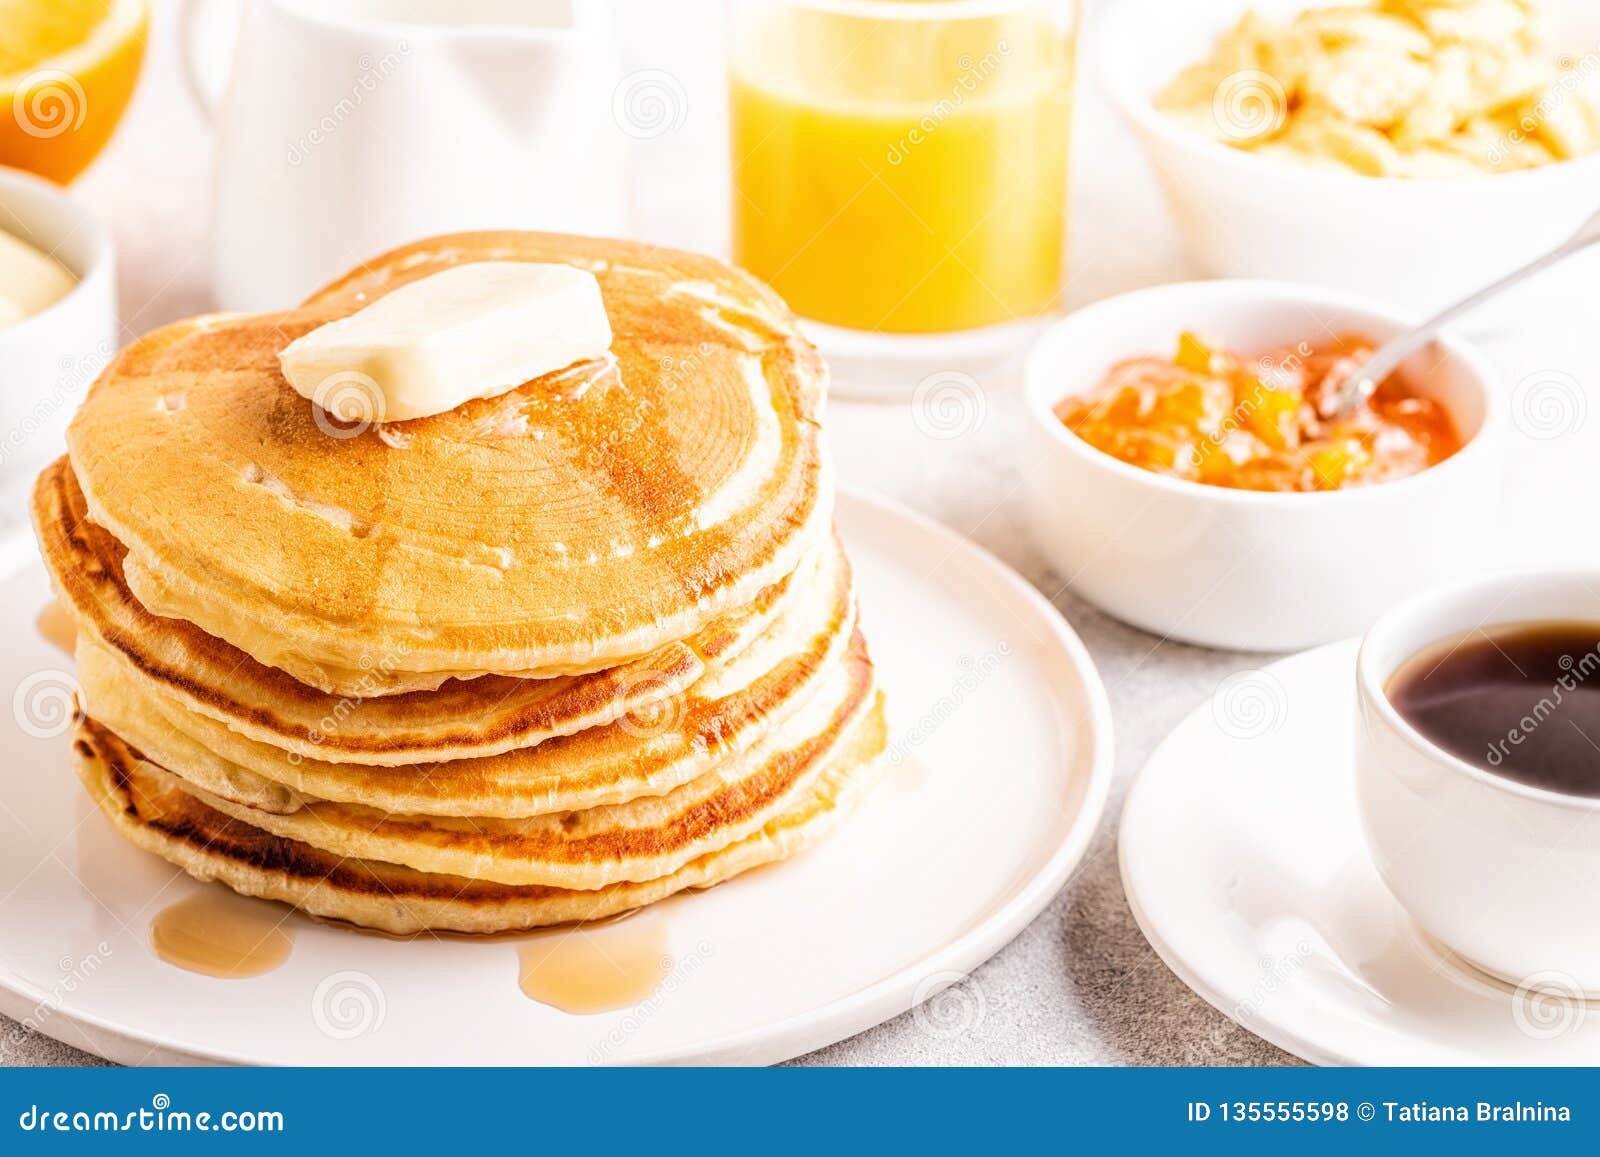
[153,877,675,1010]
[36,599,76,654]
[149,891,295,979]
[517,916,671,1014]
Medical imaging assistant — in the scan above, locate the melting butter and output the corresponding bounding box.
[150,891,294,979]
[518,917,670,1014]
[279,262,612,422]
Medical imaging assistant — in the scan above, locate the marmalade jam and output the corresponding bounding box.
[1054,333,1462,493]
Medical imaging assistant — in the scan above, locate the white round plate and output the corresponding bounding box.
[0,486,1112,1066]
[1121,640,1600,1066]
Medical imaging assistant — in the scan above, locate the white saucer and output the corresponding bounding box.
[0,486,1112,1066]
[1121,640,1600,1066]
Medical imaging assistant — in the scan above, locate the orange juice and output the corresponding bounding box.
[730,2,1074,334]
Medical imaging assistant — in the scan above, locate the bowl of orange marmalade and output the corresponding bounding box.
[1056,332,1462,493]
[1023,281,1503,651]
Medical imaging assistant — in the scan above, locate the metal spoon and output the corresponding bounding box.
[1327,205,1600,418]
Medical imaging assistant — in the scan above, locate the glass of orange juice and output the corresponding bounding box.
[730,0,1076,389]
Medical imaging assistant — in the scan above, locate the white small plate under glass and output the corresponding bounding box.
[805,317,1053,402]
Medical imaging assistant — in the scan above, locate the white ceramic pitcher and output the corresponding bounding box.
[179,0,629,311]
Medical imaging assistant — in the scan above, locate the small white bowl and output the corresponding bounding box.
[1356,570,1600,994]
[0,166,117,509]
[1021,279,1502,651]
[1096,0,1600,311]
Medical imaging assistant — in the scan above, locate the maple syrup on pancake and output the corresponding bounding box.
[36,599,75,654]
[517,917,670,1014]
[150,891,294,978]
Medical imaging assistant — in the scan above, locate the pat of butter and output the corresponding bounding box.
[279,262,612,423]
[0,227,76,331]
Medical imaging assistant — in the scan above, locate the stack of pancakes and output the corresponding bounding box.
[33,232,886,935]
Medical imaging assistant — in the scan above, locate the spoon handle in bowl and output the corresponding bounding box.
[1333,205,1600,417]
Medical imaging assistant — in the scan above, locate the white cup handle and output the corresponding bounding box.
[177,0,234,124]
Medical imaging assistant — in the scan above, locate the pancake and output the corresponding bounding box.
[71,700,888,935]
[150,641,876,890]
[35,456,806,766]
[76,549,860,819]
[65,232,831,696]
[39,229,891,937]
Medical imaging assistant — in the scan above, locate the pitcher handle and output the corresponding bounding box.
[177,0,236,123]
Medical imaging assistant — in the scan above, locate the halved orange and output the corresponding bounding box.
[0,0,149,184]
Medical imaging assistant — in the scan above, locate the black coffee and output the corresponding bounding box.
[1386,623,1600,798]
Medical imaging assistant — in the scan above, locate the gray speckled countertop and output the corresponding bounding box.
[7,0,1597,1067]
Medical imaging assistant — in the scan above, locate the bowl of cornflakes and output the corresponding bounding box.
[1021,279,1503,651]
[1097,0,1600,308]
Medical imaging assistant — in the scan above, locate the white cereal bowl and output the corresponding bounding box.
[1356,570,1600,994]
[1021,279,1502,652]
[1095,0,1600,311]
[0,166,117,510]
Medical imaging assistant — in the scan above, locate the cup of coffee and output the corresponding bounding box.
[1355,571,1600,994]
